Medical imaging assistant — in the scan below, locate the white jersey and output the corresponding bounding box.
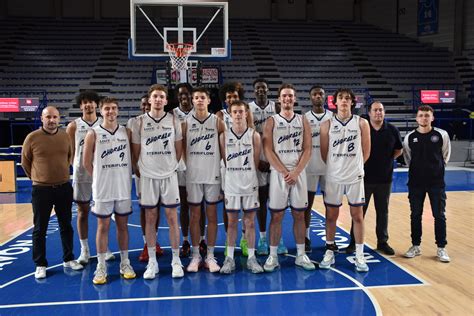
[305,109,332,175]
[132,112,182,179]
[249,100,277,134]
[173,107,193,172]
[271,113,305,170]
[326,115,364,184]
[92,125,131,202]
[220,108,232,130]
[73,117,102,183]
[224,127,258,196]
[185,113,221,184]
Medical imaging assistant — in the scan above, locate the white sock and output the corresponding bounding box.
[120,250,129,262]
[296,244,305,256]
[259,231,266,239]
[326,240,335,245]
[208,246,215,257]
[248,248,255,258]
[142,235,146,244]
[306,228,310,239]
[192,246,200,258]
[183,236,188,242]
[80,239,89,249]
[356,244,364,257]
[227,246,235,259]
[97,253,106,266]
[270,246,278,257]
[148,246,157,263]
[172,248,179,260]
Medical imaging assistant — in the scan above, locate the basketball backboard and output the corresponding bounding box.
[129,0,230,61]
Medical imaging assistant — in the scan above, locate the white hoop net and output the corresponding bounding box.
[167,43,194,71]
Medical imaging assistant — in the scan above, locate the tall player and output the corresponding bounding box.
[184,87,225,273]
[318,88,371,272]
[219,100,264,274]
[83,97,136,285]
[304,86,333,253]
[173,83,207,258]
[248,78,287,256]
[66,90,114,264]
[131,84,184,279]
[263,83,315,272]
[127,95,163,263]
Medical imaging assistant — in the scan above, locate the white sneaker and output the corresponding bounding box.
[93,263,107,285]
[35,266,47,279]
[319,250,335,269]
[404,245,421,258]
[354,255,369,272]
[205,256,220,273]
[63,260,84,270]
[295,254,316,271]
[247,256,264,274]
[120,259,136,279]
[263,255,279,272]
[220,256,236,274]
[437,248,450,262]
[105,251,115,261]
[171,259,184,278]
[143,261,159,280]
[77,249,90,265]
[187,256,202,273]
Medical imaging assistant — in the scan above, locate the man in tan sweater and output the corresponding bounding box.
[21,106,83,279]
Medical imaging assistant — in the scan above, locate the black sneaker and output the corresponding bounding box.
[326,243,339,253]
[199,239,208,258]
[377,243,395,255]
[345,243,355,254]
[305,237,312,253]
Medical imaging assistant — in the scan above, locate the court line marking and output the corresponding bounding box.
[311,208,430,286]
[0,286,371,310]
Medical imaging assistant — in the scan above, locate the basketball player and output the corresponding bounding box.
[219,100,264,274]
[318,88,371,272]
[184,87,225,273]
[262,83,315,272]
[127,95,163,262]
[66,91,114,264]
[248,78,287,256]
[173,83,207,258]
[217,82,250,256]
[304,86,333,253]
[83,97,136,284]
[131,84,184,279]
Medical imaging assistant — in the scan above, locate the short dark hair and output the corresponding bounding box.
[175,83,193,93]
[278,83,296,97]
[368,100,383,111]
[76,90,100,107]
[253,78,269,88]
[100,96,119,108]
[148,84,168,98]
[309,85,324,95]
[333,88,356,110]
[192,86,211,98]
[229,100,249,111]
[219,82,245,102]
[417,105,434,113]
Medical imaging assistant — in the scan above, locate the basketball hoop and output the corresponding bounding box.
[167,43,194,71]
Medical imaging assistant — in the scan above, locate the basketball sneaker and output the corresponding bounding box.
[93,263,107,285]
[240,237,248,257]
[404,245,421,258]
[199,240,208,258]
[77,248,90,265]
[139,245,149,262]
[295,254,316,271]
[247,256,264,274]
[172,258,184,278]
[120,259,136,279]
[277,238,288,255]
[437,248,450,262]
[263,255,280,272]
[187,256,202,273]
[355,255,369,272]
[180,240,191,258]
[318,250,335,269]
[257,237,269,256]
[204,256,220,273]
[63,260,84,270]
[143,261,159,280]
[345,243,355,254]
[105,250,115,261]
[305,237,312,253]
[326,243,339,253]
[220,257,236,274]
[34,266,47,279]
